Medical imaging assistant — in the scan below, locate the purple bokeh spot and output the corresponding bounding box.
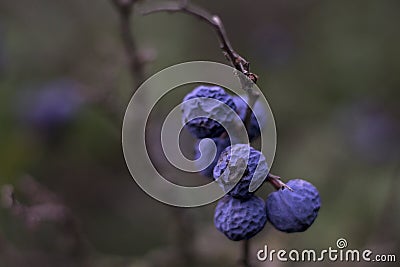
[19,79,83,131]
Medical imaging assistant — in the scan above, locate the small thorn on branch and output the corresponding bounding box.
[267,173,294,191]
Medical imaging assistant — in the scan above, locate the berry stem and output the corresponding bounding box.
[243,88,260,133]
[267,173,294,191]
[240,239,252,267]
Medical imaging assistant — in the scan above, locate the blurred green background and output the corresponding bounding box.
[0,0,399,266]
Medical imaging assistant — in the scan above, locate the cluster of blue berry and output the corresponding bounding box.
[183,85,264,177]
[182,85,321,242]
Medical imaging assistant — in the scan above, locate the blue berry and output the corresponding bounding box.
[181,85,236,138]
[19,79,82,133]
[194,137,230,177]
[214,195,267,241]
[266,179,321,233]
[232,95,266,141]
[213,144,269,199]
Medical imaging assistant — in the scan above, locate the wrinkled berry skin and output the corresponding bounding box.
[266,179,321,233]
[182,86,236,138]
[214,195,267,241]
[232,95,266,141]
[194,137,230,178]
[213,145,269,199]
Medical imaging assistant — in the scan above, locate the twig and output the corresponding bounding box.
[112,0,146,91]
[170,207,195,265]
[267,173,293,191]
[142,1,257,83]
[243,89,260,130]
[112,2,197,266]
[1,176,90,257]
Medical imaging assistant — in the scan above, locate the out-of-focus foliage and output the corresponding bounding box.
[0,0,399,266]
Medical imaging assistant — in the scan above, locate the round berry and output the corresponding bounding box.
[214,195,267,241]
[232,95,266,141]
[20,79,82,131]
[194,137,230,178]
[213,144,269,199]
[266,179,321,233]
[181,85,236,138]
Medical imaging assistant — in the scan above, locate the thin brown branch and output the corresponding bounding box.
[142,1,257,82]
[267,173,293,191]
[243,89,260,130]
[112,0,146,91]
